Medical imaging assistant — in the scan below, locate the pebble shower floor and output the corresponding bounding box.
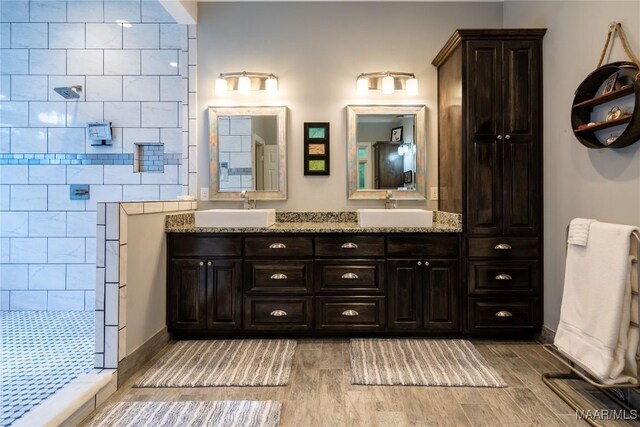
[0,311,94,426]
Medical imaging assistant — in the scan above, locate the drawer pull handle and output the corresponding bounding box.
[270,310,287,317]
[269,243,287,249]
[341,273,359,280]
[494,243,512,250]
[270,273,288,280]
[495,311,513,318]
[495,274,513,280]
[341,242,358,249]
[342,309,359,317]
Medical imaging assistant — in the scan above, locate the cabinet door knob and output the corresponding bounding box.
[505,134,511,140]
[207,261,212,266]
[497,135,503,140]
[424,261,430,267]
[269,243,286,249]
[495,311,513,318]
[199,261,204,266]
[495,274,512,280]
[270,310,287,317]
[417,261,422,266]
[494,243,512,250]
[341,272,359,280]
[341,242,358,249]
[270,273,288,280]
[341,309,359,317]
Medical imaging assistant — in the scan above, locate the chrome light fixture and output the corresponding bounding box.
[356,71,418,96]
[214,72,279,96]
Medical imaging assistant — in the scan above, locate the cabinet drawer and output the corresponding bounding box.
[468,261,539,295]
[467,237,539,258]
[387,235,458,258]
[245,260,312,294]
[315,260,385,293]
[467,298,538,331]
[315,297,385,330]
[315,236,384,257]
[244,297,312,330]
[244,236,313,257]
[171,235,241,257]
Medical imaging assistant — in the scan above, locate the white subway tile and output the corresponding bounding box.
[0,264,28,290]
[188,65,196,91]
[188,38,197,65]
[11,76,47,101]
[104,50,140,75]
[0,102,29,127]
[10,291,47,311]
[142,1,175,23]
[48,291,85,310]
[0,24,9,49]
[67,50,104,75]
[86,237,96,263]
[48,185,86,211]
[48,238,86,264]
[67,165,104,185]
[11,185,47,211]
[0,75,9,101]
[0,291,8,310]
[118,285,126,328]
[67,1,104,23]
[104,0,140,23]
[67,101,103,127]
[30,50,67,75]
[123,127,158,153]
[48,76,86,102]
[11,23,48,48]
[142,102,177,128]
[0,49,28,74]
[67,264,96,290]
[10,128,47,152]
[48,128,85,153]
[141,165,177,184]
[104,164,139,184]
[10,238,47,264]
[104,102,140,128]
[85,291,95,310]
[95,310,105,354]
[123,24,159,49]
[105,241,118,283]
[0,185,8,210]
[0,1,29,22]
[160,127,180,153]
[141,50,178,75]
[105,203,119,240]
[86,76,123,102]
[0,165,28,184]
[123,185,159,201]
[97,202,106,225]
[189,146,197,173]
[104,325,118,368]
[105,283,117,324]
[96,225,105,268]
[29,101,67,127]
[28,165,66,185]
[0,212,28,237]
[0,129,8,153]
[122,76,159,101]
[50,24,86,49]
[160,186,182,200]
[30,0,67,22]
[28,264,65,290]
[87,185,123,210]
[159,76,183,102]
[0,238,9,263]
[67,211,97,237]
[160,24,182,49]
[87,24,123,49]
[29,211,67,237]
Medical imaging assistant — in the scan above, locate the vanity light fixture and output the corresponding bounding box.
[356,71,419,96]
[214,72,279,96]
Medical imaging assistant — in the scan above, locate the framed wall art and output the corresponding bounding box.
[304,122,330,175]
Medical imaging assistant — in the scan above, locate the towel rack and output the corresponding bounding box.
[541,228,640,426]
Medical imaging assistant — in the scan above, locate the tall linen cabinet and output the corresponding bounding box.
[433,29,546,337]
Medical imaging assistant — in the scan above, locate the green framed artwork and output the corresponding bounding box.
[304,122,330,175]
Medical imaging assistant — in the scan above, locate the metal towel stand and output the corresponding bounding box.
[542,228,640,427]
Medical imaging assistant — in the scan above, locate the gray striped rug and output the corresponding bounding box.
[350,339,506,387]
[87,401,281,427]
[134,340,296,387]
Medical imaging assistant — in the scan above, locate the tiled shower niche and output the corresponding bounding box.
[134,143,164,173]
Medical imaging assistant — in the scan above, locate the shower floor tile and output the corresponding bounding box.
[0,311,94,427]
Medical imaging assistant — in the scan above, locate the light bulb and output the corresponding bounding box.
[238,75,251,95]
[215,77,228,96]
[265,76,278,96]
[406,77,418,96]
[356,77,369,95]
[382,74,395,94]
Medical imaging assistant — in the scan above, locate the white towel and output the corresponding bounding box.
[555,222,639,384]
[567,218,597,246]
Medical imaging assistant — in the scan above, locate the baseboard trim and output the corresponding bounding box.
[117,327,169,387]
[535,325,556,344]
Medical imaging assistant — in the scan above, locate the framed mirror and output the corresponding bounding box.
[346,105,426,200]
[208,106,287,200]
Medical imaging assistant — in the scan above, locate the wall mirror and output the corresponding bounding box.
[208,106,287,200]
[347,105,426,200]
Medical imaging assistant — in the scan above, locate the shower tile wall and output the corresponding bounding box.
[0,0,192,311]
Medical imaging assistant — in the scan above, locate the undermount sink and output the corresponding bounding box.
[194,209,276,228]
[357,209,434,228]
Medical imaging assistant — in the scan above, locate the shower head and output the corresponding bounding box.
[54,85,82,99]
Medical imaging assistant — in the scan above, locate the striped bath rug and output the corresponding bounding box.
[87,401,281,427]
[350,339,506,387]
[134,340,296,387]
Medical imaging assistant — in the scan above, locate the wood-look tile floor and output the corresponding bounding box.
[82,340,640,427]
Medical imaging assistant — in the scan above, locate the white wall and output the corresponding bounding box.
[503,1,640,331]
[196,1,504,210]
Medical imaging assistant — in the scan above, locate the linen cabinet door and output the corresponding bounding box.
[206,259,242,330]
[168,259,207,331]
[387,260,422,330]
[424,260,459,332]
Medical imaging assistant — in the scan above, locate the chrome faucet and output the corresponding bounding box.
[384,190,397,209]
[241,190,256,209]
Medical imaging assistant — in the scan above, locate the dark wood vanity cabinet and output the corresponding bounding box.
[433,29,545,337]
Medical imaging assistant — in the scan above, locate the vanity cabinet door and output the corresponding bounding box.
[169,259,207,331]
[206,260,242,330]
[387,260,422,330]
[423,260,459,331]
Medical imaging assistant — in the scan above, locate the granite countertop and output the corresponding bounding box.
[166,211,462,233]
